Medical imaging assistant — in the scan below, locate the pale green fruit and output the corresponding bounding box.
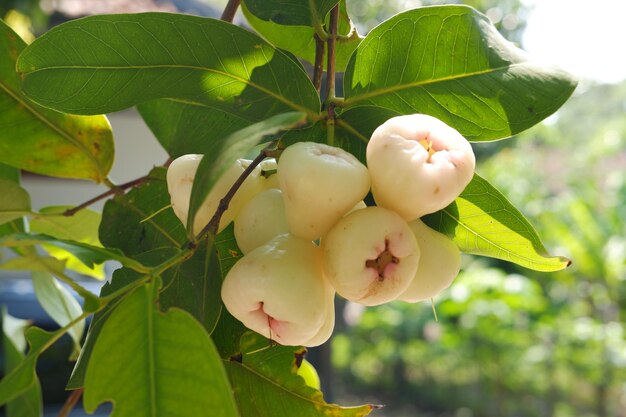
[221,233,333,346]
[278,142,370,240]
[322,206,420,306]
[367,114,475,221]
[234,188,289,254]
[167,155,277,235]
[398,219,461,302]
[297,359,321,390]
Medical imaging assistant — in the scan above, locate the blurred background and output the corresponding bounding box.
[1,1,625,416]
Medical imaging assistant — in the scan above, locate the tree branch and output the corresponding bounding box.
[193,142,278,244]
[63,175,150,217]
[324,5,339,103]
[57,389,83,417]
[220,0,241,22]
[324,5,340,146]
[313,34,325,93]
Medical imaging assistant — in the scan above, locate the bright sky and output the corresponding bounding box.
[522,0,626,84]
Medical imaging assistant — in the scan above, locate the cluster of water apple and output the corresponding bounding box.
[166,114,476,347]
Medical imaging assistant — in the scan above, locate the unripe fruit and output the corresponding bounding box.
[278,142,370,240]
[221,233,332,346]
[234,188,289,254]
[166,155,277,235]
[322,206,420,306]
[397,219,462,302]
[367,114,476,220]
[297,359,321,390]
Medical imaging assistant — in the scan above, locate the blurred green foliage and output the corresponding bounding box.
[331,81,626,417]
[347,0,528,43]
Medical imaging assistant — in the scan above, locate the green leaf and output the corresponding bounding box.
[0,233,149,273]
[342,5,577,141]
[225,332,376,417]
[0,179,31,226]
[242,1,360,71]
[30,206,104,279]
[98,169,225,336]
[83,283,241,417]
[31,272,85,357]
[0,164,26,237]
[17,13,320,119]
[67,266,146,390]
[243,0,339,26]
[0,326,55,407]
[1,309,43,417]
[188,111,306,236]
[99,168,186,257]
[137,99,255,158]
[0,20,113,182]
[0,254,66,274]
[211,223,247,358]
[423,174,571,272]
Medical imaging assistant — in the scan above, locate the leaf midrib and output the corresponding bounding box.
[441,205,566,269]
[22,64,319,119]
[0,81,105,181]
[227,360,369,414]
[343,62,524,107]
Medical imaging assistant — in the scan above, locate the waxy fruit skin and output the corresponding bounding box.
[221,233,333,346]
[166,155,277,235]
[398,219,462,302]
[367,114,476,220]
[322,206,420,306]
[278,142,370,240]
[234,188,289,254]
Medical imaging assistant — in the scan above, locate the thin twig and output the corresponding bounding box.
[220,0,241,22]
[324,5,339,103]
[63,175,149,217]
[194,142,277,243]
[313,34,325,93]
[325,5,340,146]
[57,388,83,417]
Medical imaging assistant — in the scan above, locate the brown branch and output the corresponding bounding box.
[57,389,83,417]
[313,34,325,93]
[194,142,277,243]
[63,175,149,217]
[324,4,339,102]
[220,0,241,22]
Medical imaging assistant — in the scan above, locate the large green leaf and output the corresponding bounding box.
[67,266,148,390]
[0,179,31,226]
[83,282,240,417]
[423,174,571,272]
[99,169,224,332]
[243,1,360,71]
[30,206,105,278]
[31,272,85,356]
[0,164,26,237]
[243,0,339,26]
[0,326,57,406]
[188,112,305,237]
[342,5,577,141]
[17,13,320,120]
[225,333,376,417]
[1,309,43,417]
[0,233,149,273]
[0,20,113,182]
[99,168,186,256]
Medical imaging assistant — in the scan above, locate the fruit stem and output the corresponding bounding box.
[220,0,240,22]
